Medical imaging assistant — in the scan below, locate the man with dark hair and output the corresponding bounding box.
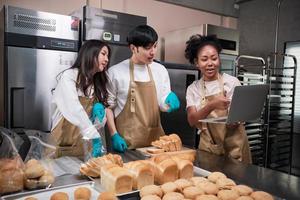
[107,25,180,151]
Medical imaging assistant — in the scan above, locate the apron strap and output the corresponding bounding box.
[129,59,153,113]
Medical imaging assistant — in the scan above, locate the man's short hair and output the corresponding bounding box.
[127,25,158,47]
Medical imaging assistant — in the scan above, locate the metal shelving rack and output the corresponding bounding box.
[265,53,297,174]
[235,55,268,166]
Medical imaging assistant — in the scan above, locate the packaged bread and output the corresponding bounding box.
[100,164,133,194]
[124,161,154,189]
[25,159,45,179]
[171,156,193,179]
[0,157,25,194]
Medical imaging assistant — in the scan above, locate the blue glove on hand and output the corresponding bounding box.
[91,103,106,123]
[92,138,103,157]
[165,91,180,112]
[111,132,128,153]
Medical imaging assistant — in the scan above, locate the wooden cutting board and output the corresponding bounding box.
[136,146,196,162]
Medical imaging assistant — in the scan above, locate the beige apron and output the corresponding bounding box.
[115,60,165,149]
[51,97,94,158]
[196,76,252,163]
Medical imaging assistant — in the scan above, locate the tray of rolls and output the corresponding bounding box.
[0,181,118,200]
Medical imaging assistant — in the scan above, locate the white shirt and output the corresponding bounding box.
[51,68,99,139]
[107,59,171,116]
[186,73,241,111]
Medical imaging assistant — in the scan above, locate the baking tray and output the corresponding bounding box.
[0,181,104,200]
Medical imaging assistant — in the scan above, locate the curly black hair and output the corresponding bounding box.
[185,34,222,65]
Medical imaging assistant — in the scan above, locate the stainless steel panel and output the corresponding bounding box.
[7,46,77,131]
[5,5,79,40]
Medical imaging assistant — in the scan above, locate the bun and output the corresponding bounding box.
[217,189,239,200]
[250,191,274,200]
[124,161,154,189]
[24,197,38,200]
[97,191,118,200]
[190,177,209,185]
[100,164,133,194]
[74,187,91,200]
[194,181,219,195]
[141,194,161,200]
[236,196,254,200]
[232,185,253,196]
[216,178,236,189]
[140,185,163,198]
[174,179,193,191]
[162,192,184,200]
[161,182,179,194]
[25,159,45,179]
[208,172,227,183]
[195,194,219,200]
[182,186,204,199]
[50,192,69,200]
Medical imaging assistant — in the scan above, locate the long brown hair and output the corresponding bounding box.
[71,40,111,106]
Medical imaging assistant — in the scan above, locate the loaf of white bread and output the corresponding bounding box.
[124,161,154,189]
[100,163,133,194]
[151,134,182,152]
[80,153,123,178]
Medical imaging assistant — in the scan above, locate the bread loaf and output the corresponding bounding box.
[171,157,193,179]
[151,157,178,184]
[151,134,182,152]
[100,164,133,194]
[124,161,154,189]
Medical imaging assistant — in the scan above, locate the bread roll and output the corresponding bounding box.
[250,191,274,200]
[140,185,163,198]
[161,182,179,194]
[50,192,69,200]
[195,181,219,195]
[182,186,204,199]
[100,164,133,194]
[174,179,193,191]
[190,176,209,185]
[216,178,236,190]
[236,196,254,200]
[171,157,193,179]
[25,159,45,179]
[232,185,253,196]
[217,189,240,200]
[124,161,154,189]
[74,187,91,200]
[208,172,227,183]
[24,197,38,200]
[141,195,161,200]
[97,191,118,200]
[162,192,184,200]
[195,194,219,200]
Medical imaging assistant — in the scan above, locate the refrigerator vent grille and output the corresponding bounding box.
[13,14,56,32]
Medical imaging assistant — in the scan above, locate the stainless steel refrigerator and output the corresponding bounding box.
[0,6,79,131]
[71,6,146,66]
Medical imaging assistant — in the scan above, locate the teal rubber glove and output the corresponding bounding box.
[91,103,106,123]
[92,138,103,157]
[111,132,128,153]
[165,91,180,112]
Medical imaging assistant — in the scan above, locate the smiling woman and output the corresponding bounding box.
[185,34,252,163]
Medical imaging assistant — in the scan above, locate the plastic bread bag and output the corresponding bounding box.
[23,129,57,190]
[81,122,107,162]
[0,127,25,195]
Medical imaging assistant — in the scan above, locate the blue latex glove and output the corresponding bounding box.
[92,138,103,157]
[91,102,106,123]
[165,91,180,112]
[111,132,128,153]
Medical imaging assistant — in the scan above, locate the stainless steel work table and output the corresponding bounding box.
[119,149,300,200]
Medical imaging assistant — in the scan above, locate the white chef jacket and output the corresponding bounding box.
[51,68,99,139]
[107,59,171,117]
[186,73,241,111]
